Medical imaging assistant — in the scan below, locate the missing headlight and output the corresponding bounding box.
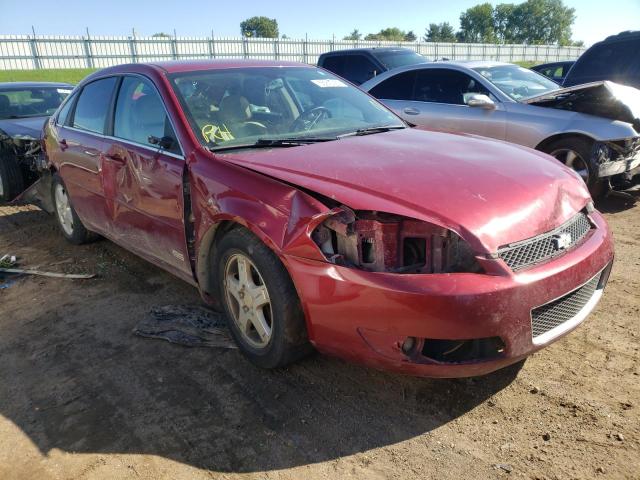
[311,208,483,274]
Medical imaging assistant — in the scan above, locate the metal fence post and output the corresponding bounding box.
[303,34,308,64]
[129,37,138,63]
[83,28,94,68]
[28,27,41,69]
[242,36,248,59]
[171,29,178,60]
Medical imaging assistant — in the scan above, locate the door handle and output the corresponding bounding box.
[84,150,99,157]
[106,153,126,164]
[60,139,68,151]
[403,107,420,115]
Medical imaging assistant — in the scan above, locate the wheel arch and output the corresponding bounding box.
[535,132,596,152]
[195,215,284,307]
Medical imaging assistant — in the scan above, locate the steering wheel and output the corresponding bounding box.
[291,106,331,132]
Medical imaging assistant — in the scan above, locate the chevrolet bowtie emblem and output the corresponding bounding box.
[552,232,572,250]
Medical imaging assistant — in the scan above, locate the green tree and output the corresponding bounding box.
[404,30,417,42]
[424,22,456,42]
[240,16,279,38]
[510,0,576,45]
[458,2,496,43]
[344,29,362,40]
[365,27,407,41]
[152,32,172,38]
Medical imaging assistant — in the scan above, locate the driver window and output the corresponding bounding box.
[114,76,180,154]
[413,69,491,105]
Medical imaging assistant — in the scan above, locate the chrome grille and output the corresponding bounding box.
[531,272,601,338]
[497,213,592,271]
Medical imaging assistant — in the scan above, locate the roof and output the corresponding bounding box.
[602,30,640,43]
[0,81,73,89]
[138,59,313,74]
[319,47,418,56]
[435,60,514,69]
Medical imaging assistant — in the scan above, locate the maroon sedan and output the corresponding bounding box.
[43,60,613,377]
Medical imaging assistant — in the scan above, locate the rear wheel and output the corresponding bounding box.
[0,147,24,202]
[541,137,608,199]
[215,227,312,369]
[51,174,96,244]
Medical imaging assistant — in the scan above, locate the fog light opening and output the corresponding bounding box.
[401,336,417,354]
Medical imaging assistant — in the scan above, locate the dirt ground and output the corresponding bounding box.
[0,194,638,480]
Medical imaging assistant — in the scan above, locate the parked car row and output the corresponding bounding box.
[0,32,636,378]
[318,40,640,198]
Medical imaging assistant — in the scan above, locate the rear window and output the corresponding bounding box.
[72,77,118,134]
[0,87,71,120]
[566,39,640,87]
[373,50,427,70]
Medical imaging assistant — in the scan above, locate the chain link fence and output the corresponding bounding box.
[0,34,586,70]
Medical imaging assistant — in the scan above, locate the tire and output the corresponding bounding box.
[0,147,25,202]
[51,173,96,244]
[214,227,311,369]
[540,136,608,199]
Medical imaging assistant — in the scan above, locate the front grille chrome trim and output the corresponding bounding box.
[497,212,593,271]
[530,268,604,345]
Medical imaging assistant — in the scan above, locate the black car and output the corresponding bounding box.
[0,82,72,201]
[531,60,574,84]
[317,47,428,85]
[563,31,640,88]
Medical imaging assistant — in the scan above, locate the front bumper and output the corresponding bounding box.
[598,151,640,177]
[283,211,614,378]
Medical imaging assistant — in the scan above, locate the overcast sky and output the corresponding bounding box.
[1,0,638,46]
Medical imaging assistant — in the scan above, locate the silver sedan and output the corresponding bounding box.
[361,61,640,197]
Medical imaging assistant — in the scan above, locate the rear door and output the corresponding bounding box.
[50,77,118,232]
[103,74,191,276]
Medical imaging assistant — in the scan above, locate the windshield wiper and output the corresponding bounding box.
[338,125,406,138]
[209,136,337,152]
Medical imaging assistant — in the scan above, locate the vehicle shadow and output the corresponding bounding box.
[596,188,639,214]
[0,205,521,474]
[0,302,521,474]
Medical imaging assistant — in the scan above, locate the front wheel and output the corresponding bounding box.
[51,174,97,244]
[215,227,311,369]
[541,137,608,199]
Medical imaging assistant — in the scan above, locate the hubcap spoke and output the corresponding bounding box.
[249,284,269,308]
[224,252,273,348]
[250,311,271,342]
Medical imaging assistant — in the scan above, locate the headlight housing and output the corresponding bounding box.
[311,207,482,274]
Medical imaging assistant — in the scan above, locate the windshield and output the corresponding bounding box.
[373,50,427,70]
[0,86,72,119]
[473,65,559,101]
[170,67,404,149]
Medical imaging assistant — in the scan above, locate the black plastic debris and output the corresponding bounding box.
[134,305,237,349]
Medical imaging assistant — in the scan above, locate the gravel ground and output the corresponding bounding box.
[0,194,638,480]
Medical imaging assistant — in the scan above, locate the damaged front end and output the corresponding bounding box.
[593,137,640,178]
[311,207,482,274]
[0,129,51,207]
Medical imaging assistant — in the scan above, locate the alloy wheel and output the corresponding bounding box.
[54,183,74,236]
[550,148,590,184]
[224,253,273,349]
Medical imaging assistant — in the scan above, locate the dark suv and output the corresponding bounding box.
[318,48,427,85]
[563,31,640,88]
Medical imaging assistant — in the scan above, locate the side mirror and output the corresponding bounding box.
[149,135,174,150]
[465,94,496,109]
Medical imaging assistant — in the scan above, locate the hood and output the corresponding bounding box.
[216,128,590,253]
[524,81,640,132]
[0,116,48,140]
